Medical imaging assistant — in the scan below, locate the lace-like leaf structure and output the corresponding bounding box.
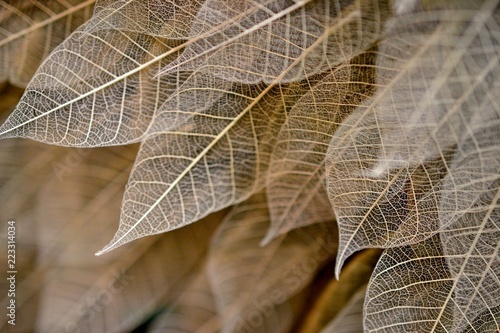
[327,0,499,273]
[0,1,497,331]
[327,1,499,332]
[0,0,95,87]
[94,0,389,254]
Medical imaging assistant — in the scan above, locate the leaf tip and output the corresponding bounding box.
[260,226,282,246]
[95,245,112,256]
[95,237,122,256]
[334,265,342,281]
[259,233,274,247]
[0,124,16,141]
[334,249,349,280]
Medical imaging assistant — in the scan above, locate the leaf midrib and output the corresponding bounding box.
[97,7,362,254]
[0,0,312,138]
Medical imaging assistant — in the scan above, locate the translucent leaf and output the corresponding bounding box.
[327,105,449,276]
[438,97,499,332]
[0,0,184,146]
[0,0,95,87]
[1,1,497,331]
[96,0,389,252]
[264,51,377,243]
[161,0,389,84]
[207,193,337,333]
[364,236,455,333]
[96,79,307,253]
[0,0,389,145]
[91,0,203,39]
[326,0,499,276]
[374,1,499,171]
[366,221,499,333]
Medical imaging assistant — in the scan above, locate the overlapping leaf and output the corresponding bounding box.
[364,236,454,333]
[437,96,499,332]
[0,0,184,146]
[264,51,377,243]
[326,0,499,276]
[0,0,95,87]
[96,82,289,253]
[97,0,389,253]
[0,0,498,332]
[91,0,203,39]
[162,0,389,84]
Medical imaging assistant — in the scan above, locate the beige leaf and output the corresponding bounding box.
[326,0,499,276]
[97,80,297,253]
[0,0,95,87]
[264,51,377,243]
[163,0,389,84]
[0,0,183,146]
[364,235,454,333]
